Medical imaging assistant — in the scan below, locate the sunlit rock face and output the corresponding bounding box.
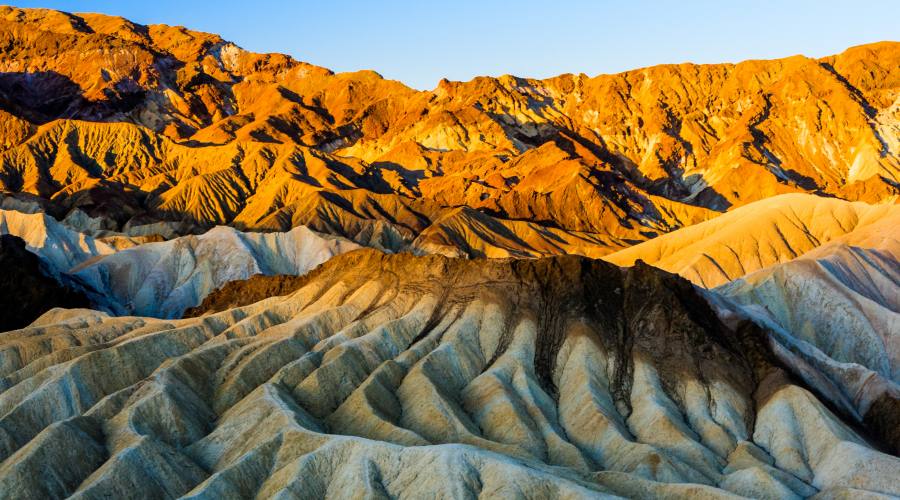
[0,5,897,498]
[0,6,897,255]
[604,193,900,288]
[0,250,896,498]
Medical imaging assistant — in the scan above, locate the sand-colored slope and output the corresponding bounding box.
[604,193,900,287]
[0,251,896,497]
[719,215,899,373]
[409,206,628,258]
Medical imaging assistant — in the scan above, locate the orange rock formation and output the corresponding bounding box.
[0,6,896,254]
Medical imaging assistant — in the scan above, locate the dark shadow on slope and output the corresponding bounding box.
[0,71,146,123]
[819,62,889,158]
[0,234,90,331]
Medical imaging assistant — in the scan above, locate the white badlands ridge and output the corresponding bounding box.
[0,193,897,497]
[0,208,359,318]
[605,193,900,435]
[714,212,899,429]
[0,251,896,498]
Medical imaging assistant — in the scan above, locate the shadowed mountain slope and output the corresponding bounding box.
[0,234,89,330]
[0,207,359,318]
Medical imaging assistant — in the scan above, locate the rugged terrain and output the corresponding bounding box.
[0,207,359,318]
[605,193,900,287]
[1,250,898,499]
[0,7,896,255]
[0,5,898,499]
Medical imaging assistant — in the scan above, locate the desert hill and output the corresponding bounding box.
[604,193,900,287]
[0,207,358,318]
[0,250,898,498]
[0,6,896,255]
[712,215,900,448]
[3,192,892,323]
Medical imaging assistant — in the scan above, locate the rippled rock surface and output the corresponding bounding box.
[0,250,896,498]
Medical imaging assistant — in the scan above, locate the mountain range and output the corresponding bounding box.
[0,6,897,255]
[0,6,897,499]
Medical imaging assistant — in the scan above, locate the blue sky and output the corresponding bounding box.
[16,1,900,90]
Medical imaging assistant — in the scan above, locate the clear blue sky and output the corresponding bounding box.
[15,0,900,90]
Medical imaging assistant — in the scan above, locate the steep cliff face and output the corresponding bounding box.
[0,6,896,255]
[1,250,897,498]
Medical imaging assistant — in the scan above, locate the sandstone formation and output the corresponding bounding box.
[1,250,896,498]
[0,7,896,256]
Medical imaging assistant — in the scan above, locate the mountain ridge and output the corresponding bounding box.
[604,193,900,287]
[0,6,896,257]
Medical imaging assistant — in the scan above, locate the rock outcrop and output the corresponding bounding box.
[183,274,315,317]
[1,250,896,498]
